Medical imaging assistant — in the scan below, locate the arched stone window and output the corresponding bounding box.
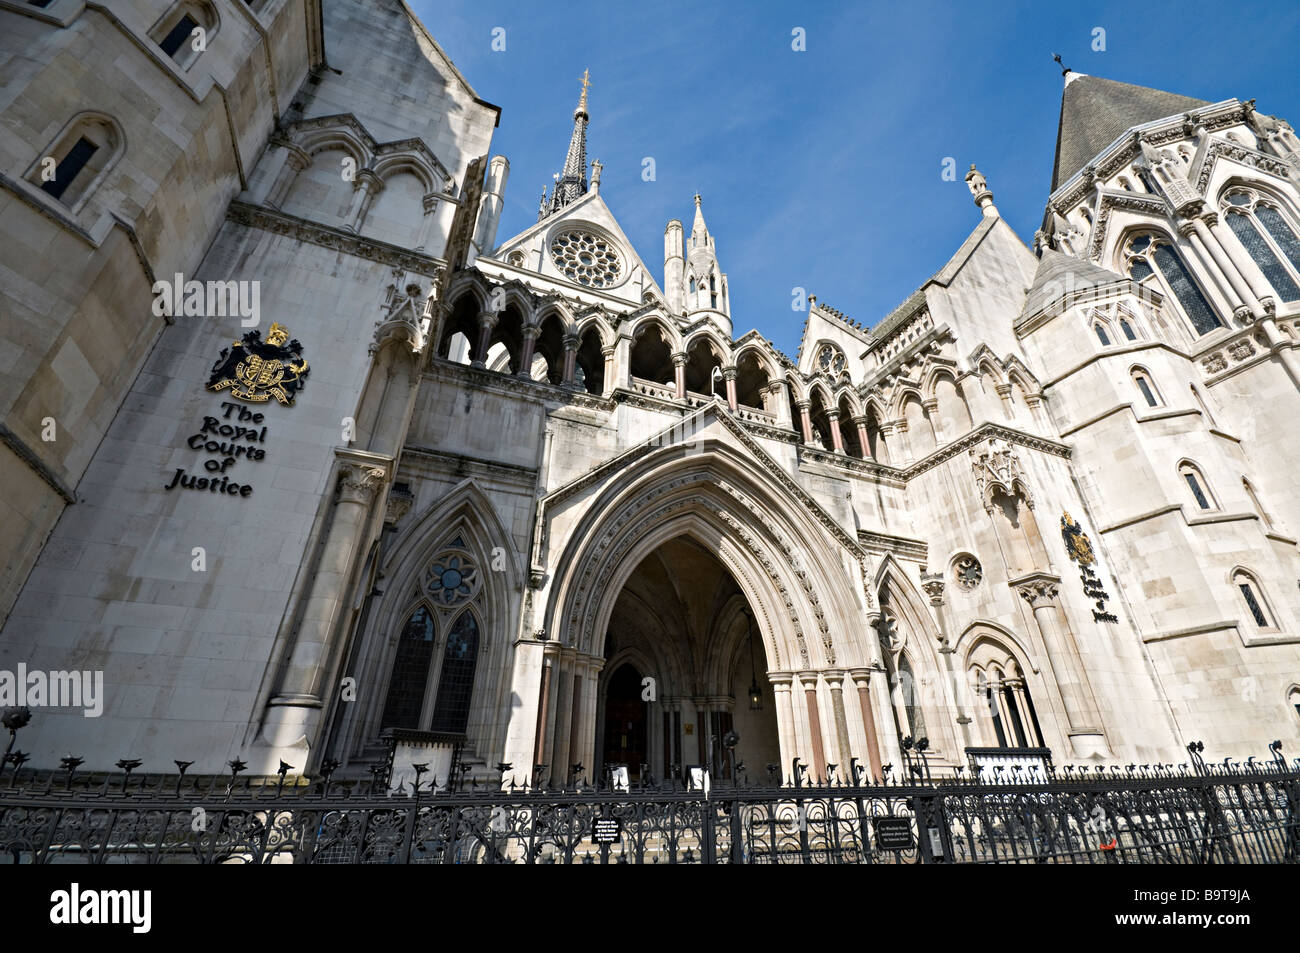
[1242,477,1273,530]
[1232,568,1275,630]
[968,640,1044,749]
[1289,686,1300,720]
[1131,367,1161,407]
[1178,461,1215,511]
[380,546,484,736]
[27,112,123,209]
[629,322,674,387]
[149,1,219,69]
[1094,322,1111,346]
[1119,315,1138,340]
[1221,187,1300,303]
[815,343,846,376]
[1124,233,1223,336]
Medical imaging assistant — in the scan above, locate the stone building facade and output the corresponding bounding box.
[2,1,1299,783]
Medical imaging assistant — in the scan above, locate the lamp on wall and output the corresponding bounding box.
[744,608,762,711]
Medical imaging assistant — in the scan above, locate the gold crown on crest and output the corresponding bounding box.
[266,323,290,346]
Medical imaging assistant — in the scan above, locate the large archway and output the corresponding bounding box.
[597,535,780,783]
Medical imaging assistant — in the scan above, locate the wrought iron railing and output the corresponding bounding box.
[0,743,1296,864]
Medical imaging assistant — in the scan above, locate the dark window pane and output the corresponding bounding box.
[1136,376,1158,407]
[1228,213,1299,302]
[40,136,98,201]
[1129,258,1154,282]
[1184,472,1210,509]
[1120,319,1136,340]
[159,13,199,58]
[1239,583,1269,627]
[430,611,479,734]
[380,607,435,730]
[1095,325,1110,345]
[1154,245,1222,334]
[1257,206,1300,274]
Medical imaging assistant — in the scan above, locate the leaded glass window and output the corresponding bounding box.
[1095,324,1110,345]
[430,611,479,733]
[1120,318,1137,340]
[381,606,436,730]
[1181,466,1212,510]
[1226,211,1300,301]
[1135,374,1158,407]
[1239,583,1269,628]
[1125,234,1222,336]
[1257,205,1300,272]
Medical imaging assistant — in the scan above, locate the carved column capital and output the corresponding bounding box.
[671,351,688,367]
[1015,578,1060,608]
[338,464,387,505]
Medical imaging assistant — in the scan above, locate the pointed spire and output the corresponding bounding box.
[691,193,708,240]
[539,70,593,221]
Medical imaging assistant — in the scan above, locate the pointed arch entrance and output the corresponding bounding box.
[596,535,781,783]
[521,417,886,786]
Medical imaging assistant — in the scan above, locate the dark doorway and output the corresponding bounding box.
[601,663,647,781]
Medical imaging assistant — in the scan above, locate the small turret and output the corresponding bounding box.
[663,219,685,314]
[684,194,730,336]
[474,155,510,252]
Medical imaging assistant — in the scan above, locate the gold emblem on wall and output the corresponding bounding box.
[206,323,310,405]
[1060,512,1095,565]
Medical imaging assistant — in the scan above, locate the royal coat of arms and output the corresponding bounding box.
[207,323,309,405]
[1060,512,1096,566]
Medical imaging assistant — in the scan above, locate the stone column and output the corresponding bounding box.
[848,667,883,780]
[264,460,386,751]
[549,649,576,782]
[770,673,797,778]
[517,325,539,378]
[1189,215,1265,319]
[264,142,311,209]
[343,169,384,234]
[602,345,616,397]
[471,311,497,368]
[768,380,791,426]
[414,192,440,252]
[533,647,558,774]
[561,334,579,388]
[824,671,853,776]
[827,409,844,453]
[1015,575,1107,758]
[922,397,942,443]
[1178,219,1254,324]
[579,657,603,776]
[922,573,974,750]
[799,673,827,782]
[796,400,813,444]
[672,351,687,399]
[1205,211,1275,308]
[853,416,871,459]
[994,382,1014,419]
[723,365,738,411]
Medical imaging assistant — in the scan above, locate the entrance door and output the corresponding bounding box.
[601,664,647,781]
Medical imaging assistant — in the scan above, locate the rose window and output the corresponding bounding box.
[953,555,983,591]
[425,553,478,606]
[550,229,621,288]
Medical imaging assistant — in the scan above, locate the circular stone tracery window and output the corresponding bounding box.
[952,554,983,591]
[424,552,479,607]
[550,229,622,288]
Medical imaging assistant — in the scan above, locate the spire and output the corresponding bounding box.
[1051,73,1210,191]
[691,193,708,240]
[539,69,592,221]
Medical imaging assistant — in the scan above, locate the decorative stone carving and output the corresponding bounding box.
[969,438,1032,512]
[338,465,386,505]
[1201,352,1228,374]
[952,554,983,591]
[1016,580,1060,608]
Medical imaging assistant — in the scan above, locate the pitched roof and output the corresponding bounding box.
[1051,73,1210,190]
[1019,248,1127,319]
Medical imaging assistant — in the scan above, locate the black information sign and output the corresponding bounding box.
[592,818,622,845]
[873,816,914,851]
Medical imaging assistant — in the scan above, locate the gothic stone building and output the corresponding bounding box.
[3,0,1300,785]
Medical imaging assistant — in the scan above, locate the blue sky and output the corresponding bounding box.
[411,0,1300,356]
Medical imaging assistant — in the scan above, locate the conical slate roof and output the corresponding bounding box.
[1051,73,1210,190]
[1020,248,1127,319]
